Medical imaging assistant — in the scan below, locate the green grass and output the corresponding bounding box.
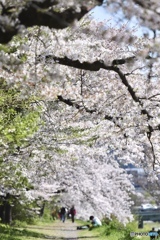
[77,219,160,240]
[0,224,47,240]
[77,224,108,240]
[1,218,160,240]
[136,221,160,240]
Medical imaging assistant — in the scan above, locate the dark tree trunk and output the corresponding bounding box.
[4,201,12,224]
[0,203,5,222]
[0,193,13,224]
[39,202,45,217]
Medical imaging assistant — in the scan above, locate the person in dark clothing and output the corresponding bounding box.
[149,227,158,240]
[157,229,160,239]
[70,205,76,223]
[60,207,66,222]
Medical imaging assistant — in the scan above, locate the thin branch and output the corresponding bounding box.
[57,95,96,113]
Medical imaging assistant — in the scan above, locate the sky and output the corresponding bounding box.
[90,5,154,38]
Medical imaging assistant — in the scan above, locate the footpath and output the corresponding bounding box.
[26,219,100,240]
[49,220,78,239]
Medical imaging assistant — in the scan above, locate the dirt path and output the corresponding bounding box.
[25,219,100,239]
[49,220,78,239]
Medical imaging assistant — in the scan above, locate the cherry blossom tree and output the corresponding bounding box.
[57,146,134,223]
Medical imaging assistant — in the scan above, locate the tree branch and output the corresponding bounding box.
[18,4,88,29]
[57,95,96,113]
[49,56,158,166]
[45,55,140,103]
[0,26,18,44]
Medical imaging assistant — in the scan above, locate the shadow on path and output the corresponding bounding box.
[44,236,99,239]
[26,226,76,231]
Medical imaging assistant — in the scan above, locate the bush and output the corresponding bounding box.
[102,216,137,240]
[11,219,28,228]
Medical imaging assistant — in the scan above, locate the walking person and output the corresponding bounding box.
[60,206,66,223]
[69,205,76,223]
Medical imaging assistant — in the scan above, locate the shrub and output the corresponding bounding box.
[102,215,137,240]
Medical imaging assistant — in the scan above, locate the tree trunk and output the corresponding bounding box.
[0,203,5,222]
[4,201,12,224]
[39,202,45,217]
[3,193,12,224]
